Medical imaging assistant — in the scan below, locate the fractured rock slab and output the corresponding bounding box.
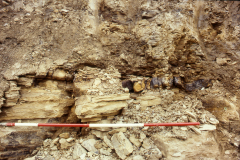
[59,133,70,139]
[142,138,152,149]
[0,81,74,120]
[73,143,87,159]
[0,101,73,120]
[3,81,20,107]
[136,94,162,110]
[140,99,161,108]
[216,58,231,66]
[59,138,72,149]
[100,148,111,156]
[91,94,130,103]
[91,130,108,139]
[133,155,145,160]
[111,132,133,159]
[50,138,59,148]
[129,135,141,147]
[81,139,98,153]
[152,131,220,159]
[199,124,216,131]
[75,94,130,121]
[18,77,34,87]
[103,136,114,149]
[0,98,4,112]
[108,128,127,135]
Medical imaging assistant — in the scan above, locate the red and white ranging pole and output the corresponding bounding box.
[0,122,200,127]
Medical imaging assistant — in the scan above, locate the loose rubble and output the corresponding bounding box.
[25,82,227,160]
[111,132,133,159]
[1,0,240,159]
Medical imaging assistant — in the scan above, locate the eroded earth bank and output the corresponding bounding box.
[0,0,240,159]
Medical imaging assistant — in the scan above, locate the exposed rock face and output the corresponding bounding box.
[0,79,74,159]
[74,67,130,122]
[0,80,74,120]
[0,0,240,159]
[73,67,123,96]
[75,94,130,122]
[18,87,238,160]
[3,81,20,107]
[18,77,34,87]
[1,0,238,86]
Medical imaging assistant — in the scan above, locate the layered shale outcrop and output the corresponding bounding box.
[0,0,240,159]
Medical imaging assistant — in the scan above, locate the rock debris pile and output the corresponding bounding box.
[25,80,223,160]
[26,130,162,160]
[1,0,240,159]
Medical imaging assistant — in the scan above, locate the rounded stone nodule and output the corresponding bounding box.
[122,80,134,92]
[133,81,145,93]
[162,77,173,88]
[144,79,151,90]
[173,76,183,88]
[150,77,162,88]
[185,79,212,92]
[122,77,212,92]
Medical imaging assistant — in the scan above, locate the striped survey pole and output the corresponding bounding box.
[0,122,200,127]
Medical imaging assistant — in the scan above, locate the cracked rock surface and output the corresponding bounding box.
[0,0,240,159]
